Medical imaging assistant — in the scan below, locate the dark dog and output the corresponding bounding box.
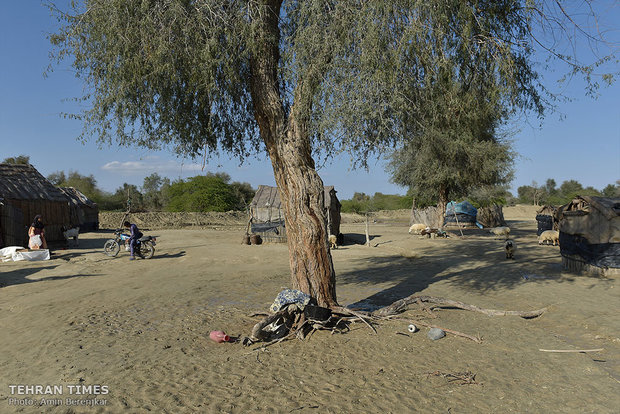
[505,239,515,259]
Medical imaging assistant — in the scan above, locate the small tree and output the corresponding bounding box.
[47,170,67,186]
[113,183,144,211]
[142,173,165,211]
[559,180,584,200]
[2,155,30,165]
[602,183,619,198]
[48,169,102,201]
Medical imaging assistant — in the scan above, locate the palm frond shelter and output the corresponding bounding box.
[0,164,75,247]
[249,185,341,243]
[556,196,620,277]
[60,187,99,232]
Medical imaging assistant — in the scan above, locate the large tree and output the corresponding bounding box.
[49,1,616,308]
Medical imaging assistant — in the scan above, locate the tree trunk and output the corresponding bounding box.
[248,0,337,308]
[436,186,448,229]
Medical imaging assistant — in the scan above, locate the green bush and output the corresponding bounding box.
[340,192,410,213]
[166,175,238,212]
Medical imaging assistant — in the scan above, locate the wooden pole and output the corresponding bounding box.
[452,204,464,237]
[365,213,370,247]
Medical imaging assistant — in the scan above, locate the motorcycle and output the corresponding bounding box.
[103,229,156,259]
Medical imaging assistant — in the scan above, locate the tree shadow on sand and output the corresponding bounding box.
[49,235,116,256]
[337,237,573,311]
[340,233,381,246]
[0,265,105,288]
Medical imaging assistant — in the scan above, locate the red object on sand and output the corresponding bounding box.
[209,330,230,343]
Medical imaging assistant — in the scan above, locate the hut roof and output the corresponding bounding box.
[60,187,98,209]
[537,205,557,216]
[558,195,620,220]
[0,164,69,202]
[250,185,339,210]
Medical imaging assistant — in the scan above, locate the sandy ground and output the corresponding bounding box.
[0,207,618,413]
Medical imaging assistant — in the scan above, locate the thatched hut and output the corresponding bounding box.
[536,205,558,236]
[249,185,341,243]
[556,196,620,277]
[410,205,442,228]
[477,204,507,228]
[60,187,99,232]
[0,163,73,247]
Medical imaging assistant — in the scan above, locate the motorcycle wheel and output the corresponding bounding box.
[140,242,155,259]
[104,239,120,257]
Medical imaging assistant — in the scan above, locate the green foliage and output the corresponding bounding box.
[229,181,255,211]
[602,183,620,198]
[559,180,584,200]
[340,193,370,214]
[516,178,615,205]
[467,186,512,208]
[384,4,518,206]
[49,0,258,159]
[48,169,101,201]
[48,1,618,165]
[166,176,237,212]
[45,168,253,212]
[340,192,409,213]
[113,183,144,211]
[388,101,515,206]
[2,155,30,165]
[47,170,66,186]
[142,173,171,211]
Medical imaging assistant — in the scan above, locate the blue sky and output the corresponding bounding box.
[1,2,618,200]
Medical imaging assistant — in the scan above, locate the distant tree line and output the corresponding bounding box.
[340,179,619,213]
[4,156,616,212]
[1,155,255,212]
[46,170,255,213]
[516,179,619,206]
[340,192,411,214]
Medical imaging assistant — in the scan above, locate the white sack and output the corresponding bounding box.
[10,249,50,262]
[1,246,27,262]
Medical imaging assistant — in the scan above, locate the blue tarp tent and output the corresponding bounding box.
[444,201,477,226]
[446,201,477,217]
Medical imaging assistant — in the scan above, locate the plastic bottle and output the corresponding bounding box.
[209,330,230,343]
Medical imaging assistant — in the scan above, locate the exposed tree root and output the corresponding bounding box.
[373,295,547,319]
[331,306,377,334]
[244,295,547,345]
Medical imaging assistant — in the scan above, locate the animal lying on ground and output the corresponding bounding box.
[489,226,511,238]
[409,223,428,235]
[61,226,80,247]
[505,239,516,259]
[328,234,338,249]
[538,230,559,246]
